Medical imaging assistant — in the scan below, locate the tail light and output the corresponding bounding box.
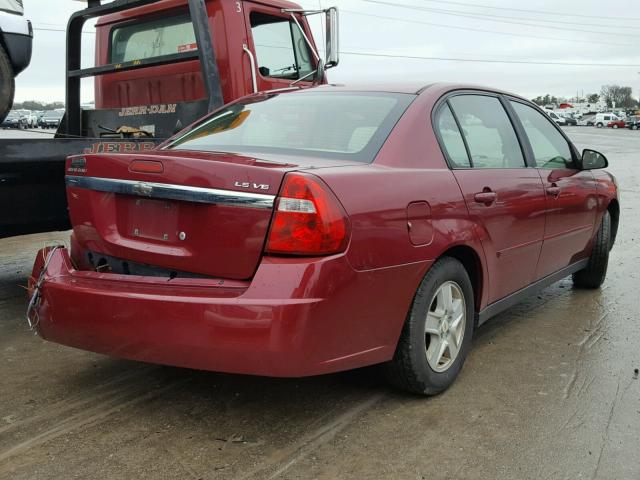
[266,173,350,256]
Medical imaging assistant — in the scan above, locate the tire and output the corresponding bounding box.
[573,211,611,289]
[384,257,475,395]
[596,123,603,128]
[0,45,15,123]
[632,125,638,130]
[613,124,619,129]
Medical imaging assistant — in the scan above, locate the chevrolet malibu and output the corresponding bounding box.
[29,84,619,395]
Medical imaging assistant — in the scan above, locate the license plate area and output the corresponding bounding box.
[130,198,178,241]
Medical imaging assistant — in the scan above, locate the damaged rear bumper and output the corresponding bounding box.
[28,247,422,377]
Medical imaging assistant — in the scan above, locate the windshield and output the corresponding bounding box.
[44,111,62,118]
[165,91,415,163]
[0,0,23,15]
[6,111,19,118]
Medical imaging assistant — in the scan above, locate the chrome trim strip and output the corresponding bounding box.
[242,44,258,94]
[66,176,275,210]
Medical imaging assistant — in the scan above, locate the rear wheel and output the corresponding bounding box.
[384,257,474,395]
[573,211,610,289]
[0,45,15,123]
[613,124,619,129]
[596,122,604,128]
[632,125,638,130]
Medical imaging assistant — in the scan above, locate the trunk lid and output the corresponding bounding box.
[66,151,339,280]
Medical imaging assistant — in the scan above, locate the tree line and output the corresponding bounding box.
[12,101,65,111]
[532,85,639,109]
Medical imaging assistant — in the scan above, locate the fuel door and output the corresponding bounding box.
[406,201,433,246]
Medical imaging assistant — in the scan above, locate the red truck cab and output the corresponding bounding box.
[94,0,323,110]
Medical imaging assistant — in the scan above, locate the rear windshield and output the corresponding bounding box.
[110,14,196,63]
[165,91,415,163]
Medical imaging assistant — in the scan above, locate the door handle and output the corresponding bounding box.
[474,191,497,205]
[546,185,561,198]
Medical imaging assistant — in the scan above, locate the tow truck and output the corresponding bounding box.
[0,0,338,238]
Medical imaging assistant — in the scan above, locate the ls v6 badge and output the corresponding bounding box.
[234,181,270,190]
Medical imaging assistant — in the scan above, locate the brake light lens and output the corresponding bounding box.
[266,173,350,255]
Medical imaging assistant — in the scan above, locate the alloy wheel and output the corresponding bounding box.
[424,281,466,372]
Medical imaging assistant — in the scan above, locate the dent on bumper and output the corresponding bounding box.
[30,248,429,377]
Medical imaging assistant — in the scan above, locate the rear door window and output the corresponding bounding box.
[448,95,526,169]
[111,14,196,63]
[434,104,471,168]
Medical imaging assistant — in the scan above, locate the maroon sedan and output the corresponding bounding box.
[29,84,619,395]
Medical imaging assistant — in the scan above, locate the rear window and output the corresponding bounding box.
[110,14,196,63]
[165,91,415,163]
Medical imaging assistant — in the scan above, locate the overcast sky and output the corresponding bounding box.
[15,0,640,103]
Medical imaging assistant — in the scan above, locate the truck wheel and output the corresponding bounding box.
[0,45,15,123]
[573,211,610,289]
[384,257,475,395]
[596,123,603,128]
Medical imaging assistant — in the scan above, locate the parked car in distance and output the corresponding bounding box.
[29,84,619,396]
[16,109,37,128]
[562,115,577,126]
[39,109,64,128]
[0,109,27,128]
[0,1,33,122]
[579,115,596,126]
[545,110,567,126]
[607,119,625,129]
[595,113,621,128]
[625,116,640,130]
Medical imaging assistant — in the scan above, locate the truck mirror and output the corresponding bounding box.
[325,7,339,68]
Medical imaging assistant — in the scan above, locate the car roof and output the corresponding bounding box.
[299,82,531,102]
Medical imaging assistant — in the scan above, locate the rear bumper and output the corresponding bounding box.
[30,247,429,377]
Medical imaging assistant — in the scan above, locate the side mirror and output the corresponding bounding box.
[325,7,339,68]
[581,149,608,170]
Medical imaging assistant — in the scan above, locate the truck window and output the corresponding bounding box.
[250,12,314,80]
[110,14,196,64]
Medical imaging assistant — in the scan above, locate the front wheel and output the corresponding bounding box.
[613,124,619,129]
[573,211,611,289]
[632,125,638,130]
[596,123,604,128]
[384,257,475,395]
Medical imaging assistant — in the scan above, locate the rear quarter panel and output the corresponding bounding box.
[314,90,490,313]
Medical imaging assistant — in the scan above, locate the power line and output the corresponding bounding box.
[361,1,640,39]
[375,5,640,31]
[400,0,640,22]
[336,9,635,48]
[341,50,640,68]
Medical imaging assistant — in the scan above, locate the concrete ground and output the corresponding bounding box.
[1,127,638,479]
